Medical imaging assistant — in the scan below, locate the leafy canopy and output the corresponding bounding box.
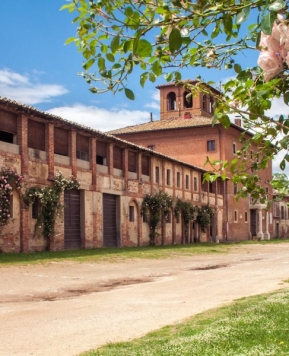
[62,0,289,201]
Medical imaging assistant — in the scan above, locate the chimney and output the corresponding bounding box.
[234,116,241,127]
[150,112,153,122]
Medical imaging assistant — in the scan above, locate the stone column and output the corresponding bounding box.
[264,210,270,240]
[257,208,264,240]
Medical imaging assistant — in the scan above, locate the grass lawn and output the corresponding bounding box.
[82,287,289,356]
[0,239,288,266]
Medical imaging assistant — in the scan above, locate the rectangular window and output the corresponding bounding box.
[185,175,189,189]
[129,206,134,222]
[234,210,238,222]
[76,134,89,161]
[113,146,122,169]
[0,111,17,144]
[155,166,160,183]
[232,143,236,154]
[166,169,171,185]
[245,211,248,223]
[28,120,45,151]
[218,181,224,195]
[193,177,198,191]
[96,141,108,166]
[142,155,150,176]
[207,140,216,152]
[32,198,41,219]
[54,127,69,156]
[128,151,137,172]
[176,172,181,188]
[233,183,238,195]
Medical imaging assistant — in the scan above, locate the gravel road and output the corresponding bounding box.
[1,243,289,356]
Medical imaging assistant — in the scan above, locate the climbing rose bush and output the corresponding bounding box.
[0,169,23,227]
[258,16,289,81]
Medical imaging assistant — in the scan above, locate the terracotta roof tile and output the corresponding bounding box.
[0,96,207,172]
[107,116,214,135]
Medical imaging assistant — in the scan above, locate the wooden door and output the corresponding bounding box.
[103,194,118,247]
[64,189,81,249]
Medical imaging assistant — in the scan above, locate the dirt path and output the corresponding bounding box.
[1,243,289,356]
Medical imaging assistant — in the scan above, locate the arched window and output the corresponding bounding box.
[167,92,176,111]
[209,96,214,114]
[202,95,207,110]
[183,91,192,108]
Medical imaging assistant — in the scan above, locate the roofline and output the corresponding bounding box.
[156,79,221,95]
[0,96,208,173]
[110,121,255,138]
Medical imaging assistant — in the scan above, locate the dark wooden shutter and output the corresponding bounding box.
[76,134,89,161]
[0,111,17,133]
[54,127,69,156]
[97,141,107,158]
[113,146,122,169]
[28,120,45,150]
[103,194,118,247]
[141,155,150,176]
[128,151,137,172]
[64,189,81,249]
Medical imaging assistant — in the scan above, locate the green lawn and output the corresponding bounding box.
[82,287,289,356]
[0,239,288,266]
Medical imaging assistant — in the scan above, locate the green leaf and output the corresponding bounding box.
[237,70,252,82]
[125,88,135,100]
[280,159,286,170]
[260,11,277,35]
[98,57,105,71]
[219,115,231,129]
[234,64,242,73]
[223,14,232,34]
[64,37,76,45]
[106,53,115,62]
[169,28,182,53]
[269,0,286,12]
[110,35,120,54]
[140,73,148,88]
[284,92,289,105]
[134,39,152,57]
[236,7,250,25]
[83,58,95,70]
[151,61,162,76]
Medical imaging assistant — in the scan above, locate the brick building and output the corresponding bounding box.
[0,97,224,253]
[109,81,274,241]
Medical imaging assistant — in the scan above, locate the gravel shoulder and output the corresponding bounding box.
[1,243,289,356]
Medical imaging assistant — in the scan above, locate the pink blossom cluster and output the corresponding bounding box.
[258,15,289,81]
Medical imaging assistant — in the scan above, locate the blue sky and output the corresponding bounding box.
[1,1,288,173]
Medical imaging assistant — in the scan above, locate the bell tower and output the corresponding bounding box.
[156,80,218,121]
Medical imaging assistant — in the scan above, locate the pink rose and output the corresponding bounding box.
[259,32,280,53]
[258,51,283,81]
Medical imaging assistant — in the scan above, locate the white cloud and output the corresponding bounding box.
[144,101,160,110]
[144,90,160,110]
[0,68,68,104]
[47,103,151,132]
